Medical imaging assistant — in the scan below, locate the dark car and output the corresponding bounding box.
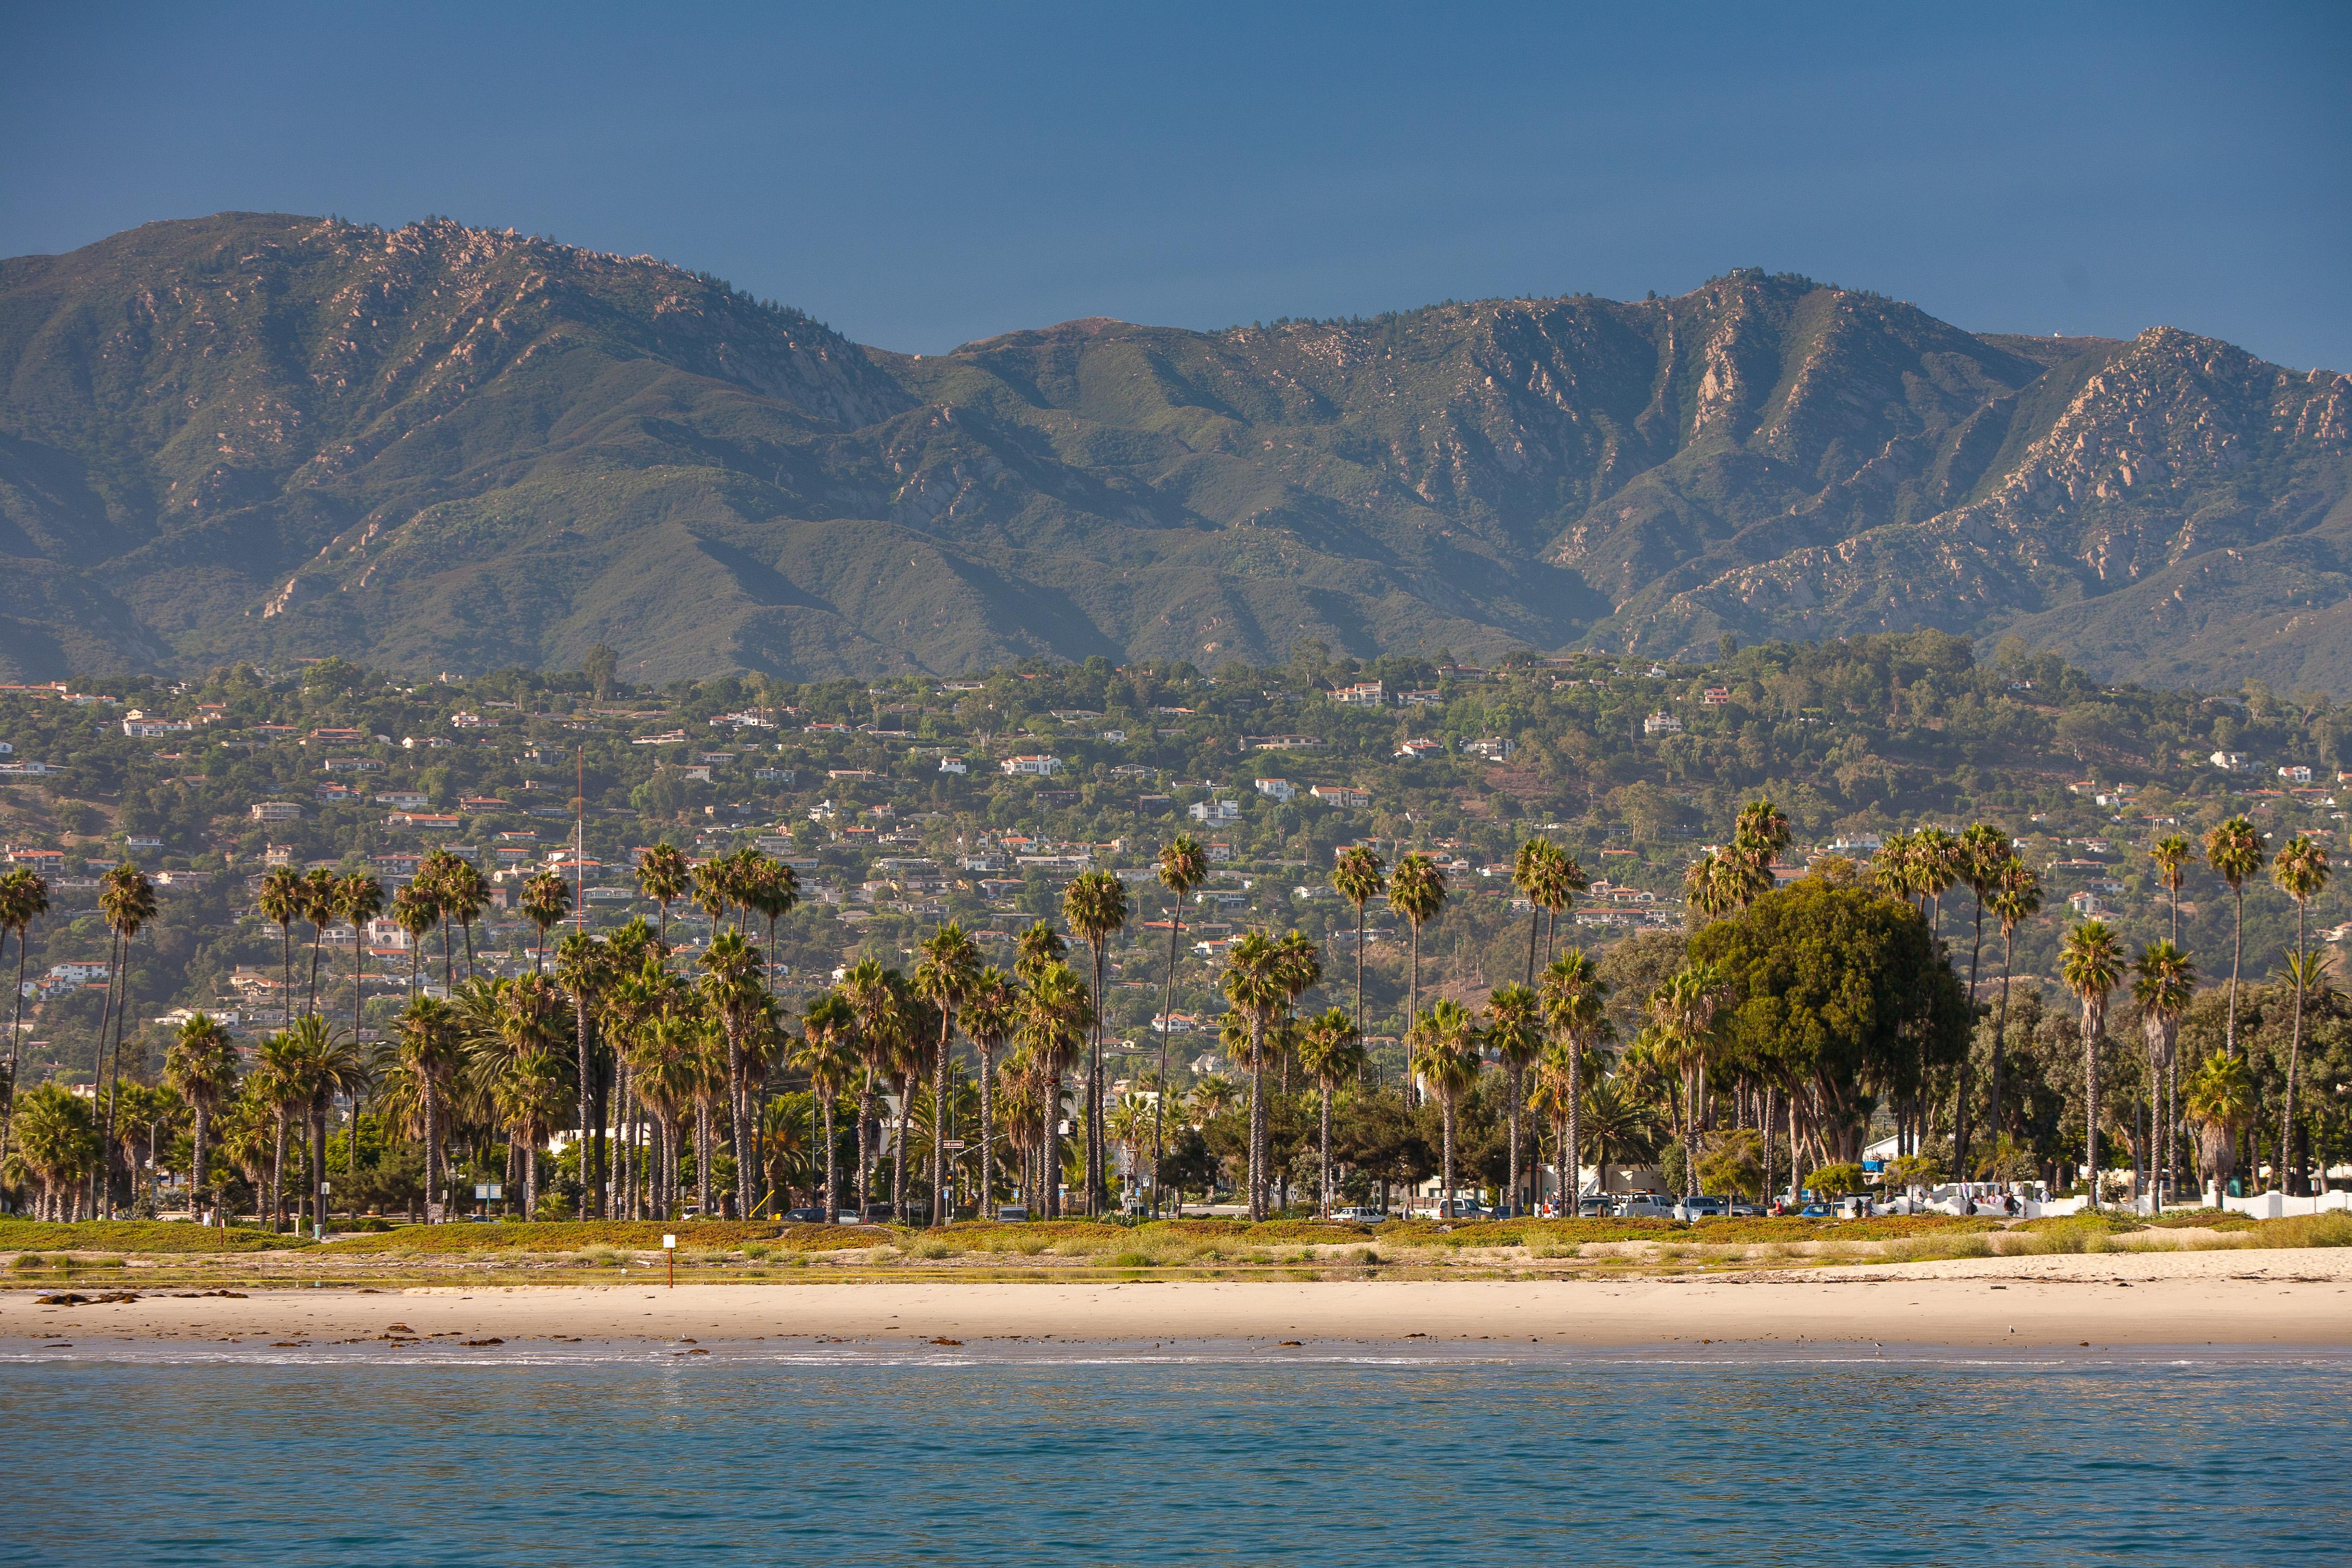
[860,1203,898,1224]
[780,1206,829,1224]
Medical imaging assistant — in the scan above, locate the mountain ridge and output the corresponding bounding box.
[3,213,2347,690]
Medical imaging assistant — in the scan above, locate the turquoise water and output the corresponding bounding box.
[3,1347,2346,1564]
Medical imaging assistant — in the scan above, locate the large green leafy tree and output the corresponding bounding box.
[1689,876,1970,1167]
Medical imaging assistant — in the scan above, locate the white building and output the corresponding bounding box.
[1254,778,1297,803]
[1465,736,1515,761]
[1000,754,1062,776]
[1189,797,1241,824]
[1394,738,1444,760]
[1311,784,1370,808]
[2279,764,2313,783]
[938,756,968,774]
[2210,750,2246,771]
[1643,711,1683,736]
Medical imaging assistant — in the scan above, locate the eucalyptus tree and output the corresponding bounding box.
[2059,920,2125,1209]
[163,1013,240,1218]
[0,866,49,1174]
[1156,833,1211,1208]
[915,921,982,1224]
[2271,836,2330,1191]
[1062,870,1129,1213]
[2203,815,2265,1059]
[2131,941,2195,1207]
[1387,853,1447,1059]
[635,841,691,958]
[1410,998,1481,1217]
[1296,1007,1363,1215]
[1484,982,1542,1210]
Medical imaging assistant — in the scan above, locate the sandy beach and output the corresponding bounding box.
[9,1246,2347,1352]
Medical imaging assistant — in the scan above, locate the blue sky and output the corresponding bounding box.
[6,2,2349,366]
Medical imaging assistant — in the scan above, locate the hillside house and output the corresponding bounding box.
[1395,738,1445,760]
[1332,681,1386,706]
[1254,778,1297,803]
[2210,750,2247,771]
[1466,736,1515,761]
[1311,784,1370,808]
[1000,754,1062,776]
[1643,712,1684,736]
[1188,797,1240,824]
[249,801,302,822]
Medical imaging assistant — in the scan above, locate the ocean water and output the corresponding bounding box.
[2,1345,2346,1565]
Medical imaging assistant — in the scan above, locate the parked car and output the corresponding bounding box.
[780,1206,829,1224]
[1798,1202,1836,1218]
[995,1205,1031,1222]
[1614,1195,1678,1219]
[1674,1195,1728,1221]
[1576,1196,1615,1218]
[1727,1200,1766,1217]
[860,1203,897,1224]
[1331,1206,1389,1224]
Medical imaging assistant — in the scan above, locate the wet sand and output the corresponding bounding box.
[8,1247,2348,1351]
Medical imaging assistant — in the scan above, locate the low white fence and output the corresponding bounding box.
[2213,1188,2349,1219]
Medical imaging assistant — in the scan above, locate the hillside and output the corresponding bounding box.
[3,214,2349,689]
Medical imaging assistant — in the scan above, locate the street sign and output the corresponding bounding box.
[474,1183,503,1201]
[662,1234,677,1250]
[942,1139,967,1151]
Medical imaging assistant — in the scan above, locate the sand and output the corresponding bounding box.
[8,1246,2348,1351]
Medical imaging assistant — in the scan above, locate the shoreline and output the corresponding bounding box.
[9,1247,2348,1352]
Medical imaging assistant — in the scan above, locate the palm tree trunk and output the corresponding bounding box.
[1441,1092,1456,1217]
[2280,902,2308,1194]
[1406,923,1423,1104]
[1954,901,1988,1177]
[857,1077,876,1213]
[1,925,29,1178]
[1319,1082,1332,1216]
[307,925,324,1017]
[1087,948,1106,1215]
[1154,906,1182,1216]
[90,925,122,1217]
[2226,885,2245,1058]
[2083,1005,2102,1211]
[271,1109,288,1232]
[891,1073,911,1220]
[1987,931,2017,1154]
[978,1044,996,1217]
[191,1104,211,1221]
[1042,1067,1062,1219]
[932,1013,951,1227]
[821,1094,838,1218]
[696,1100,712,1215]
[1567,1035,1584,1208]
[1248,1020,1266,1221]
[1507,1065,1522,1212]
[1353,901,1367,1051]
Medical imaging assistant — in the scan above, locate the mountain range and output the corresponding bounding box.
[3,212,2348,691]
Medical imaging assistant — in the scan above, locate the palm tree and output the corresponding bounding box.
[2131,940,2195,1209]
[1062,870,1128,1214]
[554,928,612,1217]
[2203,815,2265,1059]
[1411,998,1481,1217]
[1950,821,2013,1174]
[2059,920,2124,1209]
[1983,858,2042,1152]
[489,1045,574,1219]
[0,866,50,1177]
[794,991,857,1218]
[2150,833,2193,944]
[299,866,339,1016]
[1541,948,1608,1208]
[94,863,157,1217]
[1221,930,1287,1220]
[960,967,1017,1214]
[636,841,691,958]
[1018,960,1090,1217]
[10,1082,100,1221]
[2185,1049,2255,1202]
[840,959,902,1213]
[2270,836,2329,1193]
[743,853,799,998]
[280,1013,368,1231]
[520,870,571,973]
[1296,1007,1363,1215]
[1330,844,1385,1043]
[1910,824,1962,939]
[337,872,384,1032]
[258,865,304,1019]
[1512,838,1560,985]
[396,997,461,1219]
[1649,964,1726,1198]
[697,928,767,1218]
[1156,833,1211,1211]
[390,881,438,1002]
[437,856,491,984]
[1387,853,1447,1064]
[1485,982,1542,1210]
[915,921,981,1225]
[249,1031,306,1231]
[163,1013,240,1220]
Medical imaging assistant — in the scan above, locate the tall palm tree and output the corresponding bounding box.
[743,853,799,999]
[1411,998,1481,1218]
[94,863,157,1217]
[1221,930,1286,1220]
[2059,920,2124,1210]
[1511,838,1562,985]
[1983,858,2042,1151]
[337,872,384,1032]
[697,928,767,1218]
[489,1045,573,1219]
[839,958,901,1213]
[794,991,857,1218]
[2131,940,2195,1208]
[2203,815,2265,1059]
[554,928,612,1217]
[1910,824,1962,939]
[280,1013,367,1231]
[396,996,461,1219]
[2149,833,2193,944]
[915,921,981,1225]
[1541,948,1608,1208]
[2270,836,2329,1193]
[960,966,1017,1215]
[636,841,691,958]
[249,1031,305,1231]
[520,870,571,974]
[1485,982,1542,1210]
[438,856,491,984]
[1684,848,1742,925]
[163,1013,240,1220]
[258,865,304,1020]
[1330,843,1385,1041]
[1062,870,1129,1214]
[0,866,50,1177]
[1387,853,1447,1068]
[391,880,438,1002]
[1296,1008,1363,1216]
[1156,834,1212,1210]
[1018,960,1090,1217]
[1950,821,2013,1174]
[1649,964,1726,1198]
[299,866,340,1017]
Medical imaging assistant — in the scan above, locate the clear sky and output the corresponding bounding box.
[6,2,2349,367]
